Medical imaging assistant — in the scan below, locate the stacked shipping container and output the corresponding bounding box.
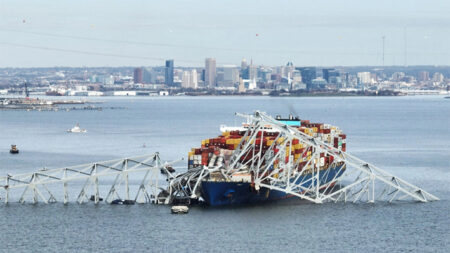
[187,119,346,173]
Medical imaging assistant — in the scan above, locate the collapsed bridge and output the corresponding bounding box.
[0,111,439,205]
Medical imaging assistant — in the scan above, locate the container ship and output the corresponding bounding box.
[186,115,347,206]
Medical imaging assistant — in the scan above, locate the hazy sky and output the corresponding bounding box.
[0,0,449,67]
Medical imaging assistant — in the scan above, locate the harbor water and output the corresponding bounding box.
[0,96,449,252]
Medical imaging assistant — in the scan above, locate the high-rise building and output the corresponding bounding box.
[241,58,248,70]
[284,62,294,79]
[165,59,174,86]
[201,69,206,82]
[322,68,338,82]
[296,67,316,90]
[357,72,372,84]
[392,72,405,81]
[142,68,155,84]
[249,64,258,81]
[205,58,216,87]
[418,71,430,82]
[181,69,198,89]
[133,67,143,84]
[432,72,444,83]
[182,71,191,88]
[190,69,198,89]
[221,65,239,87]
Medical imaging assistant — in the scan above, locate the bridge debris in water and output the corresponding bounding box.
[0,153,181,204]
[0,112,439,206]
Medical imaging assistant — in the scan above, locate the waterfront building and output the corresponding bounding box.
[134,68,143,84]
[165,60,174,86]
[205,58,216,87]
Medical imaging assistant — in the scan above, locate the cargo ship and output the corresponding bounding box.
[187,115,347,206]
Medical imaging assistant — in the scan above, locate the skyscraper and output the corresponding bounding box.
[205,58,216,87]
[222,65,239,87]
[322,68,340,83]
[165,59,174,86]
[296,67,316,90]
[418,71,430,82]
[181,71,191,88]
[133,67,143,84]
[357,72,372,84]
[241,58,248,70]
[181,69,198,89]
[142,67,155,84]
[190,69,198,89]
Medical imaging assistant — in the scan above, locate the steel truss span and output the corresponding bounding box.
[165,111,439,204]
[0,112,439,205]
[0,153,181,204]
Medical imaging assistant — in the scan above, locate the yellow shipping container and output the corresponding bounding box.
[206,139,210,144]
[226,139,234,145]
[201,140,206,145]
[223,131,230,136]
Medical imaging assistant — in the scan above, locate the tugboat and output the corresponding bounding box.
[67,123,87,133]
[10,145,19,154]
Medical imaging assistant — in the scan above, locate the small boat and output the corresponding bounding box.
[10,145,19,154]
[171,205,189,214]
[67,123,87,133]
[171,196,190,214]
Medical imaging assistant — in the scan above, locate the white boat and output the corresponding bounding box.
[171,205,189,214]
[67,124,87,133]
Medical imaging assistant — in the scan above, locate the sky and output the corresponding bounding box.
[0,0,449,67]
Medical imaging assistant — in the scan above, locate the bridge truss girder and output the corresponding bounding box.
[221,111,439,203]
[0,153,181,204]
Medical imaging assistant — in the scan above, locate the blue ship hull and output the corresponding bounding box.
[201,164,345,206]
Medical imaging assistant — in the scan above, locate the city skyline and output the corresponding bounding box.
[0,0,449,67]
